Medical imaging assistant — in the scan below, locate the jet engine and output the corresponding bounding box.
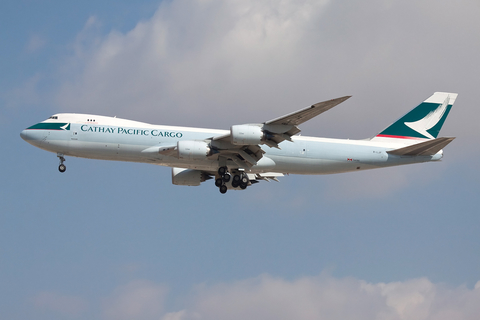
[171,167,210,186]
[177,140,211,160]
[230,125,266,145]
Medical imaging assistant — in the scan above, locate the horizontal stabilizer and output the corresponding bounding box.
[387,137,455,156]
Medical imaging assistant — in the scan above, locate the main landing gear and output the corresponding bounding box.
[215,166,249,194]
[216,166,230,194]
[57,153,66,173]
[231,173,248,189]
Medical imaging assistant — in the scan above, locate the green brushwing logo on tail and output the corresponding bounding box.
[378,96,453,139]
[404,96,450,139]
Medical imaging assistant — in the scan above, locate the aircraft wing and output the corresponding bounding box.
[265,96,351,126]
[208,96,351,169]
[213,96,350,144]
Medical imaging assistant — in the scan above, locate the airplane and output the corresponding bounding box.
[20,92,457,194]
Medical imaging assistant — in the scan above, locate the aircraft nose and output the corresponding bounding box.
[20,129,38,142]
[20,129,29,141]
[20,128,45,147]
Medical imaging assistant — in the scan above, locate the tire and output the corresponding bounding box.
[59,164,66,173]
[233,174,241,182]
[231,180,239,188]
[218,166,227,176]
[219,185,227,194]
[241,175,248,184]
[223,173,231,183]
[215,178,223,187]
[239,182,247,189]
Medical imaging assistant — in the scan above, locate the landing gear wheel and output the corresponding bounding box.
[232,180,239,188]
[233,174,241,183]
[218,166,227,176]
[241,174,249,184]
[239,182,247,189]
[219,185,227,194]
[223,173,231,183]
[57,153,66,173]
[215,178,224,187]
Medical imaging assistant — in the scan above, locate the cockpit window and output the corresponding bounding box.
[48,116,58,120]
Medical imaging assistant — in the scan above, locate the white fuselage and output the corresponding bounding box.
[20,113,441,175]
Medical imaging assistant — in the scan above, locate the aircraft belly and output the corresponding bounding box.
[265,140,389,174]
[65,138,218,169]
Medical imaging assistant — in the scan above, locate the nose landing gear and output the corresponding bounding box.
[57,153,66,173]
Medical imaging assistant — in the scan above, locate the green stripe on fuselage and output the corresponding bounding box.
[27,123,70,130]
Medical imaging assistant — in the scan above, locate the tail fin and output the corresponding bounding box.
[371,92,457,141]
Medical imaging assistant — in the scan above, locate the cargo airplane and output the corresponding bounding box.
[21,92,457,194]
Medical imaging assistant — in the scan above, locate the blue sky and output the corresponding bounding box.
[1,1,480,319]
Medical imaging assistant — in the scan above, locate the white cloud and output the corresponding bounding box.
[180,275,480,320]
[30,276,480,320]
[101,280,168,320]
[53,0,480,131]
[54,0,332,126]
[99,275,480,320]
[379,278,435,320]
[162,310,188,320]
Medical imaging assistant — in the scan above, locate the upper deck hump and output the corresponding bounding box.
[44,113,229,135]
[46,113,152,127]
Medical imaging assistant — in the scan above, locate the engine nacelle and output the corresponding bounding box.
[171,168,203,186]
[230,125,265,145]
[177,140,211,160]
